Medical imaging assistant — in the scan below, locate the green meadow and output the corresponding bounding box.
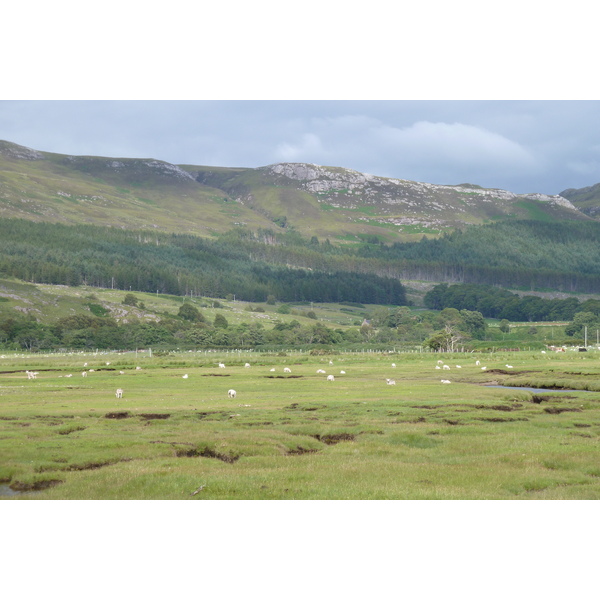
[1,348,600,500]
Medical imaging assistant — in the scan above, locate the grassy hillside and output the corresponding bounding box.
[560,182,600,218]
[1,140,593,245]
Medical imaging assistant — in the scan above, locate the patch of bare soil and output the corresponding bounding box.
[543,407,582,414]
[265,375,303,379]
[175,446,239,463]
[287,446,320,455]
[105,411,130,419]
[313,433,355,445]
[10,479,63,492]
[202,373,231,377]
[139,413,171,420]
[484,369,537,375]
[477,417,529,422]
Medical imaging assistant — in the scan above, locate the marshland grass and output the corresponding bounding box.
[2,348,600,500]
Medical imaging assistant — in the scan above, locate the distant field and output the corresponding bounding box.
[2,348,600,500]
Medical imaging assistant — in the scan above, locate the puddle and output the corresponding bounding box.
[0,484,43,497]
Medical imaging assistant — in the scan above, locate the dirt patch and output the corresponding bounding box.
[265,375,303,379]
[287,446,320,455]
[477,417,529,422]
[139,413,171,420]
[574,423,592,428]
[313,433,355,445]
[105,411,130,419]
[485,369,536,375]
[242,421,274,426]
[10,479,63,492]
[202,373,230,377]
[411,405,438,410]
[543,407,582,414]
[175,446,239,463]
[67,461,114,471]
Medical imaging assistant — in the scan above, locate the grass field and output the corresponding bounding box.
[1,347,600,500]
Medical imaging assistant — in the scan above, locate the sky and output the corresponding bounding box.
[1,99,599,195]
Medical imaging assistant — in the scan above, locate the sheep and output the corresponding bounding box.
[283,367,291,373]
[505,364,514,369]
[441,379,451,384]
[327,375,335,382]
[329,360,334,366]
[228,389,236,398]
[443,365,451,370]
[136,366,142,370]
[475,360,481,366]
[106,362,111,366]
[340,370,346,374]
[65,374,72,378]
[25,370,36,380]
[218,362,226,369]
[435,365,441,370]
[82,371,88,377]
[245,363,251,368]
[481,366,487,371]
[115,388,123,399]
[391,363,396,368]
[269,368,276,372]
[456,365,462,369]
[317,369,326,374]
[182,374,188,379]
[386,378,396,385]
[437,360,444,365]
[119,370,125,375]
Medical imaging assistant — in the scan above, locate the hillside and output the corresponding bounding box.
[560,182,600,218]
[1,140,592,244]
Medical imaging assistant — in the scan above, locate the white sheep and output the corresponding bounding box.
[283,367,291,373]
[329,360,334,366]
[245,363,251,368]
[437,360,444,365]
[475,360,481,366]
[443,365,451,370]
[392,363,396,368]
[269,368,276,372]
[441,379,451,384]
[119,370,125,375]
[82,371,88,377]
[386,378,396,385]
[340,370,346,375]
[435,365,441,370]
[218,362,226,369]
[327,374,335,382]
[481,366,487,371]
[228,389,236,398]
[317,369,326,374]
[506,364,514,369]
[182,374,188,379]
[456,365,462,369]
[115,388,123,398]
[25,370,36,380]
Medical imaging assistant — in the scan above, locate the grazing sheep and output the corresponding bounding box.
[283,367,291,373]
[65,374,72,378]
[340,370,346,374]
[435,365,441,370]
[456,365,462,369]
[386,378,396,385]
[506,364,514,369]
[245,363,251,368]
[317,369,326,374]
[25,370,36,380]
[481,366,487,371]
[391,363,396,368]
[182,374,188,379]
[475,360,481,366]
[270,368,276,372]
[119,370,125,375]
[228,389,236,398]
[136,366,142,370]
[327,374,335,382]
[437,360,444,365]
[329,360,334,366]
[115,388,123,398]
[441,379,451,384]
[82,371,88,377]
[443,365,451,370]
[106,362,111,366]
[218,362,226,369]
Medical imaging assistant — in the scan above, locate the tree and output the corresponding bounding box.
[214,313,229,329]
[424,325,464,352]
[123,294,140,307]
[178,303,204,322]
[499,319,510,334]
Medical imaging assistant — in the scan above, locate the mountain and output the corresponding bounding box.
[0,140,591,244]
[559,182,600,218]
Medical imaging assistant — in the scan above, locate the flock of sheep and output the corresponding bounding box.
[22,355,523,403]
